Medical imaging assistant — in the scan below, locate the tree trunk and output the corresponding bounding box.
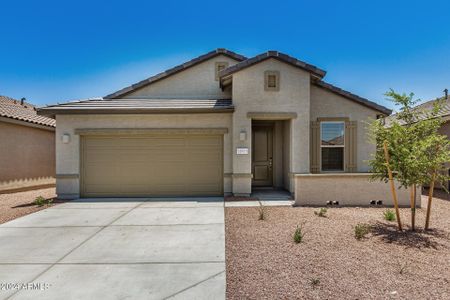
[383,141,402,231]
[425,172,436,230]
[410,184,416,231]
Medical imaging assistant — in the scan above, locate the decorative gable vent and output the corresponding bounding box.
[264,71,280,91]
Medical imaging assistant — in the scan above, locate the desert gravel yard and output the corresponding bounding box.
[225,195,450,299]
[0,188,58,224]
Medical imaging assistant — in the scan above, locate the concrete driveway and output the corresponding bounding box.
[0,198,225,300]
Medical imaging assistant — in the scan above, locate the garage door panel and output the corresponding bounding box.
[81,135,223,197]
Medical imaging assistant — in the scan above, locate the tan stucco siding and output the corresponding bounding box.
[294,173,421,207]
[231,58,311,193]
[0,121,55,192]
[310,85,379,172]
[55,114,232,199]
[123,55,239,99]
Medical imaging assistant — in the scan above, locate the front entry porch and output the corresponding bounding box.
[251,120,291,193]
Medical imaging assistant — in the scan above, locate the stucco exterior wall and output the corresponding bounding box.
[0,120,55,192]
[294,173,421,207]
[55,113,232,199]
[310,85,379,172]
[123,55,239,99]
[231,58,311,194]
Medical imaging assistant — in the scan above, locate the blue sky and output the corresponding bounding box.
[1,0,449,109]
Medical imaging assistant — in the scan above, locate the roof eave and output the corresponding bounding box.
[104,49,247,99]
[313,80,392,115]
[37,106,235,118]
[218,51,327,80]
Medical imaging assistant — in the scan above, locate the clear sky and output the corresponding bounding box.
[1,0,449,110]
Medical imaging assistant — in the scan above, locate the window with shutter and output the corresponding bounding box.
[310,119,357,173]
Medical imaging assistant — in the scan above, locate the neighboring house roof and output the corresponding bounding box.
[385,96,450,125]
[218,50,326,79]
[105,48,247,99]
[313,80,392,115]
[38,98,234,117]
[0,95,55,127]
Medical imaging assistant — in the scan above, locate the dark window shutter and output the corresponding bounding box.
[345,121,357,172]
[310,121,320,173]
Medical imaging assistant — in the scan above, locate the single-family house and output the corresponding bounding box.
[0,96,55,192]
[39,49,416,206]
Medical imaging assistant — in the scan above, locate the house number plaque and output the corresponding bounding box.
[236,147,249,155]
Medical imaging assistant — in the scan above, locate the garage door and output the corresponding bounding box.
[80,135,223,197]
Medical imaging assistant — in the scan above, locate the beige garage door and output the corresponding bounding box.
[80,135,223,197]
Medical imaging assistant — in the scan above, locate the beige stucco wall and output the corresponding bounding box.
[310,85,379,172]
[55,113,232,199]
[123,55,239,99]
[294,173,421,207]
[0,120,55,192]
[231,58,312,194]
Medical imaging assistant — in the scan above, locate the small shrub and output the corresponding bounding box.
[310,278,320,287]
[258,201,266,221]
[314,207,328,217]
[383,209,396,221]
[293,223,306,243]
[397,260,409,275]
[34,196,52,207]
[354,223,371,240]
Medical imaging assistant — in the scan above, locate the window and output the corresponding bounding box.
[264,71,280,91]
[215,62,229,80]
[320,121,345,171]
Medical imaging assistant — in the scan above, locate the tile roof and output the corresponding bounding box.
[219,51,326,79]
[38,98,234,117]
[385,96,450,125]
[313,80,392,115]
[104,48,247,99]
[0,95,55,127]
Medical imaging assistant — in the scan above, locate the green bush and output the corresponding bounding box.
[314,207,328,217]
[34,196,52,207]
[293,224,305,243]
[383,209,396,221]
[354,223,371,240]
[310,278,320,287]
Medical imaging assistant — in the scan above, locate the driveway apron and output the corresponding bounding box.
[0,198,225,300]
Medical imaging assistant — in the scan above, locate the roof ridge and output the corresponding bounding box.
[218,50,326,79]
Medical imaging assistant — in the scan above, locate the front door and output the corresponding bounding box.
[252,124,273,187]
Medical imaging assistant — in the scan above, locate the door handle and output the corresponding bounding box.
[269,158,273,169]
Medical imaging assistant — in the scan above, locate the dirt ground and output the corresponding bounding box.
[0,187,59,224]
[225,194,450,299]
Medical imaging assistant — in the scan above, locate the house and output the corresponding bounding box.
[0,96,56,192]
[39,48,415,205]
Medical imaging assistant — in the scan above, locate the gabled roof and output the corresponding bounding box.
[313,80,392,115]
[218,51,326,80]
[105,48,247,99]
[38,98,234,118]
[0,95,55,127]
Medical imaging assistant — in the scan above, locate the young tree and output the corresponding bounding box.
[369,89,450,231]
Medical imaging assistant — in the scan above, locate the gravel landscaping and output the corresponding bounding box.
[0,187,59,224]
[225,194,450,299]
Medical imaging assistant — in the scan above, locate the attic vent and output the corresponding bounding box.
[264,71,280,91]
[268,75,276,88]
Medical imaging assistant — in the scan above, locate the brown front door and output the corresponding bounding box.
[252,124,273,187]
